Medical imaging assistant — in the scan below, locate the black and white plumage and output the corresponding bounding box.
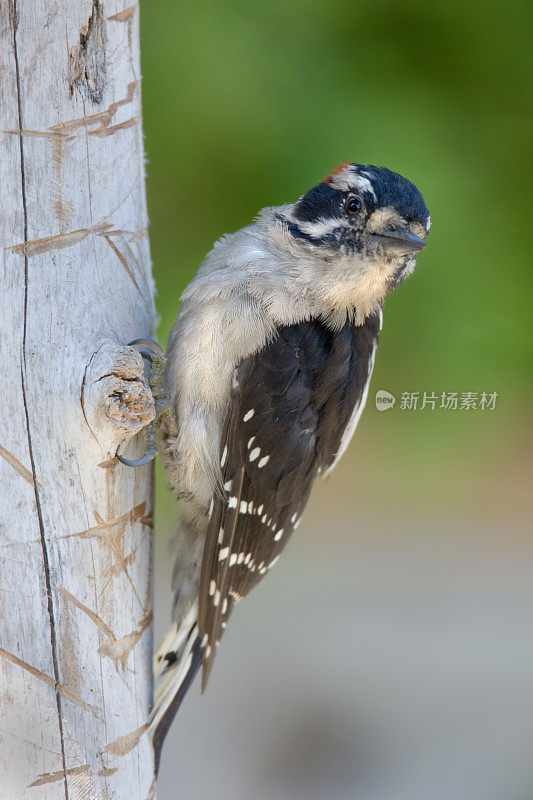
[199,311,381,686]
[150,162,429,756]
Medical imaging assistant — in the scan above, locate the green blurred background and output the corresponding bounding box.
[140,1,533,797]
[143,0,532,521]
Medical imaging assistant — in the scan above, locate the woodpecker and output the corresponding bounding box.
[149,162,430,757]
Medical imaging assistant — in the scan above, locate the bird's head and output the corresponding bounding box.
[282,161,428,292]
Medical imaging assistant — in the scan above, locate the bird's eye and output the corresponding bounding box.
[344,195,362,215]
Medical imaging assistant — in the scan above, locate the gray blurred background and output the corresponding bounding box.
[141,0,533,796]
[154,466,533,800]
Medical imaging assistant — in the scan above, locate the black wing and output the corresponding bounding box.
[198,311,380,688]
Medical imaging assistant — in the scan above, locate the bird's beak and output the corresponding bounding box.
[370,229,426,254]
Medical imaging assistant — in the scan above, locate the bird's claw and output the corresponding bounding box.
[127,338,165,365]
[115,449,157,467]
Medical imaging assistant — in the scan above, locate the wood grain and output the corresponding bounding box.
[0,1,156,796]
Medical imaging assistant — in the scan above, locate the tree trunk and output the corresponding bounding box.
[0,1,156,797]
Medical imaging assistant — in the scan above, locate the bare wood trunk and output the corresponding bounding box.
[0,1,156,797]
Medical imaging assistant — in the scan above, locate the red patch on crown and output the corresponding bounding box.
[321,161,352,183]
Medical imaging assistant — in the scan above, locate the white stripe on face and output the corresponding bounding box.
[327,167,377,200]
[294,217,343,237]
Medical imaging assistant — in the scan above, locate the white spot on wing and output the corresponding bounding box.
[220,446,227,467]
[258,455,270,468]
[274,528,284,541]
[218,547,229,561]
[239,500,248,514]
[243,409,254,422]
[249,447,261,462]
[247,437,256,449]
[228,496,238,508]
[209,580,216,596]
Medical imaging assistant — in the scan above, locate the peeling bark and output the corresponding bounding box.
[69,0,107,104]
[0,1,155,797]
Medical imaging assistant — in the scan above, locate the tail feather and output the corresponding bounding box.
[153,601,198,679]
[149,606,203,771]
